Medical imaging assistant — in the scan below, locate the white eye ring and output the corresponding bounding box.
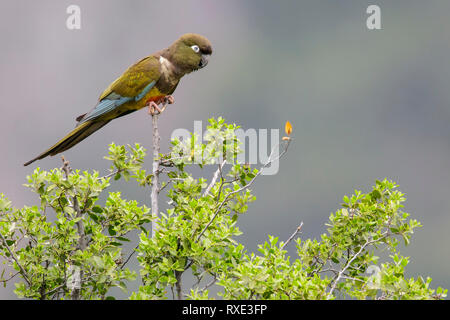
[191,45,200,53]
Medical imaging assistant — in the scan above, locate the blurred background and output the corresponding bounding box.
[1,0,450,299]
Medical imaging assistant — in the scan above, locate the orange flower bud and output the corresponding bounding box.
[285,121,293,136]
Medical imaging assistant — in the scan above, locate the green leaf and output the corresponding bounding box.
[371,189,382,200]
[88,212,99,222]
[108,226,117,236]
[92,206,103,213]
[117,281,127,293]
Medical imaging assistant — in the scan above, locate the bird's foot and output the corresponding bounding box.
[159,95,174,113]
[147,101,162,115]
[147,96,174,116]
[164,95,175,105]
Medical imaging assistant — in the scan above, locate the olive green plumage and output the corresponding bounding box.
[24,33,212,166]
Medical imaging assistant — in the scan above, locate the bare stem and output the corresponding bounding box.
[120,244,139,270]
[201,275,217,292]
[203,160,226,197]
[0,231,31,286]
[149,100,170,238]
[99,168,122,181]
[196,138,292,243]
[326,234,388,299]
[151,113,160,238]
[0,271,19,284]
[61,156,86,300]
[281,221,303,250]
[175,270,183,300]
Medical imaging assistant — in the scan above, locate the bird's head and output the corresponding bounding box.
[166,33,213,74]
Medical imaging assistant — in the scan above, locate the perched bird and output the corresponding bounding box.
[24,33,212,166]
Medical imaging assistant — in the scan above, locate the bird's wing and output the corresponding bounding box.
[77,55,161,124]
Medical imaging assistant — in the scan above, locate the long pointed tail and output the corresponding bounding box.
[24,120,110,166]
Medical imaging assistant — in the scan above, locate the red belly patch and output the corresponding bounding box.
[146,95,166,104]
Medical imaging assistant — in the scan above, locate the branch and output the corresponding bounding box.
[203,160,226,197]
[0,271,19,283]
[281,221,303,250]
[61,156,86,300]
[201,275,217,292]
[326,234,387,299]
[120,244,139,270]
[99,168,123,181]
[149,99,171,240]
[150,111,160,238]
[148,108,166,237]
[196,138,292,243]
[0,231,31,286]
[175,270,183,300]
[61,157,87,252]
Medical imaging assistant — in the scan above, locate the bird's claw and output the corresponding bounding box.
[147,95,174,116]
[148,101,162,115]
[164,95,175,105]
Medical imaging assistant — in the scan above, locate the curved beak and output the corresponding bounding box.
[199,54,210,68]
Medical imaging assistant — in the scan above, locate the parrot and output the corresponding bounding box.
[24,33,212,166]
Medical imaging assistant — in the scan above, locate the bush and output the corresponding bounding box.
[0,118,446,300]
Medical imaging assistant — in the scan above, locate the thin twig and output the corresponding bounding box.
[120,244,139,270]
[203,160,226,197]
[196,139,292,243]
[316,267,339,275]
[43,283,67,297]
[326,235,387,299]
[340,275,366,283]
[0,232,31,286]
[0,271,19,283]
[201,275,217,292]
[281,221,303,250]
[158,179,172,193]
[99,168,122,181]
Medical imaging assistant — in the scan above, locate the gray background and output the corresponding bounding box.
[1,0,449,298]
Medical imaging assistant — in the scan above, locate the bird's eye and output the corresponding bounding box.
[191,45,200,53]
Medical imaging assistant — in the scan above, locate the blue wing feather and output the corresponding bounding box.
[134,81,156,101]
[78,80,156,124]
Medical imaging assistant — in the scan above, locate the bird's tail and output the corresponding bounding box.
[23,120,110,166]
